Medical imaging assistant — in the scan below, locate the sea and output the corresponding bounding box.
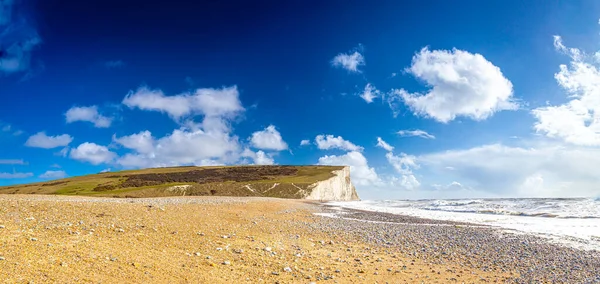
[328,197,600,251]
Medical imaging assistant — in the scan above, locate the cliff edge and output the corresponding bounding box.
[304,166,359,201]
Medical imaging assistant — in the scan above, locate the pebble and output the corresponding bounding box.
[283,266,292,272]
[264,247,272,252]
[222,261,231,265]
[30,238,37,241]
[314,205,600,283]
[0,256,4,261]
[0,225,5,229]
[194,252,201,256]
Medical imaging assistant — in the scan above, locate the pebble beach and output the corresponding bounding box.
[0,195,598,283]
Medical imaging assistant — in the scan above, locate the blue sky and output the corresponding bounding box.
[2,0,600,199]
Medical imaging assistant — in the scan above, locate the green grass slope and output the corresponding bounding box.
[0,165,345,198]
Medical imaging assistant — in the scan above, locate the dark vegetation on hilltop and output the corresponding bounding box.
[0,165,344,199]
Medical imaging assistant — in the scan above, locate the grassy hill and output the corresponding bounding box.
[0,165,345,198]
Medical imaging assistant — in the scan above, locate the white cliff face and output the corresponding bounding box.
[304,166,360,201]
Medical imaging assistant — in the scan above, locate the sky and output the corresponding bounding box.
[2,0,600,200]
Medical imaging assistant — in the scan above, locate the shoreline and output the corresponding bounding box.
[315,202,600,283]
[0,195,598,283]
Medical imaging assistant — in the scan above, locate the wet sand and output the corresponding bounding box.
[0,195,598,283]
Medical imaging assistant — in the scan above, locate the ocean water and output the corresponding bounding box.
[328,198,600,251]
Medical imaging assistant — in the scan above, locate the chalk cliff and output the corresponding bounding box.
[304,166,360,201]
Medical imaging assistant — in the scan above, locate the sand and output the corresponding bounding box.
[0,195,597,283]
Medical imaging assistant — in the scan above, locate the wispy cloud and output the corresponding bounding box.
[39,170,67,179]
[0,171,33,179]
[0,159,26,165]
[397,129,435,139]
[376,137,394,152]
[0,0,42,75]
[104,60,125,69]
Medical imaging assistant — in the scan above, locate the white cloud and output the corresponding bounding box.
[112,130,154,154]
[418,143,600,197]
[331,50,365,73]
[390,47,517,123]
[358,83,380,103]
[532,35,600,146]
[249,125,288,151]
[300,139,310,146]
[0,172,32,179]
[376,137,394,152]
[122,85,244,120]
[70,142,117,165]
[65,105,112,128]
[25,132,73,149]
[0,159,25,165]
[315,135,363,152]
[385,152,420,190]
[113,85,256,168]
[1,125,10,131]
[39,170,67,179]
[318,151,380,186]
[241,149,275,165]
[397,129,435,139]
[114,128,241,168]
[386,152,419,174]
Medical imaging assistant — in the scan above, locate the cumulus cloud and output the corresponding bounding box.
[122,85,244,120]
[0,171,32,179]
[375,137,394,152]
[114,128,241,168]
[331,50,365,73]
[318,151,380,186]
[70,142,117,165]
[385,152,420,190]
[112,85,254,168]
[0,159,25,165]
[112,130,154,154]
[25,132,73,149]
[418,143,600,197]
[315,135,363,152]
[397,129,435,139]
[390,47,517,123]
[532,35,600,146]
[65,105,112,128]
[249,125,288,151]
[358,83,380,103]
[39,170,67,179]
[241,149,275,165]
[300,139,310,146]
